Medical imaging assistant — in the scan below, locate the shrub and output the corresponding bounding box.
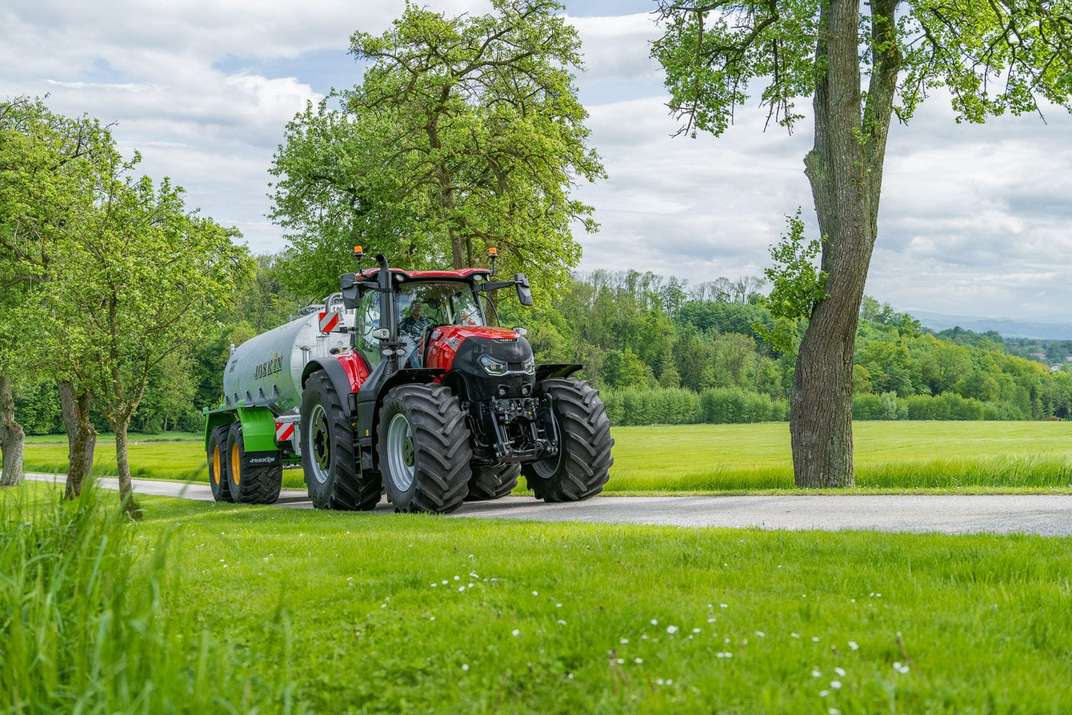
[853,391,903,420]
[700,387,788,424]
[904,392,990,420]
[602,388,702,425]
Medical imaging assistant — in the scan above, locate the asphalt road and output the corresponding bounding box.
[25,473,1072,536]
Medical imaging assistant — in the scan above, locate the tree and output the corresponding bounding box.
[0,98,103,487]
[271,0,604,297]
[53,147,253,515]
[654,0,1072,486]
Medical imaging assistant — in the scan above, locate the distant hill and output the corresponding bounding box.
[909,310,1072,341]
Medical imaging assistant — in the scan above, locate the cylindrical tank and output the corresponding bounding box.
[223,301,352,414]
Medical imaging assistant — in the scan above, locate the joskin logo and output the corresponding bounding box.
[254,352,283,380]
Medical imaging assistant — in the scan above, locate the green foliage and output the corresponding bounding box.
[271,0,604,297]
[652,0,1072,137]
[757,210,826,353]
[603,387,786,425]
[51,148,254,434]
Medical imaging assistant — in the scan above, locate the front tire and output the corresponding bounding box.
[207,425,232,502]
[300,371,381,510]
[465,463,520,501]
[522,379,613,502]
[379,384,472,513]
[225,423,282,504]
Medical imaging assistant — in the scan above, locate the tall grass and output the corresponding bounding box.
[0,485,306,712]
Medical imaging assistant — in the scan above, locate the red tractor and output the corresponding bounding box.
[204,249,613,513]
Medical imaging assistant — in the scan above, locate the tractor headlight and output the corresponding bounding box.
[479,354,508,376]
[522,357,536,375]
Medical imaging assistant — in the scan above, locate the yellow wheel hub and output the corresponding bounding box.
[211,445,221,486]
[230,440,241,486]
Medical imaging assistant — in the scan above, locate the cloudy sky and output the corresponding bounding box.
[3,0,1070,322]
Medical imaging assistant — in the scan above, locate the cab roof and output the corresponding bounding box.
[357,267,492,281]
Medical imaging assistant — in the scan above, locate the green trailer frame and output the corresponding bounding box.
[203,405,281,453]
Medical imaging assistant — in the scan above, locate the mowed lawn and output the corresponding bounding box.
[4,482,1071,713]
[22,421,1072,492]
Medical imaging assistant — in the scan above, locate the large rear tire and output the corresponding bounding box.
[522,378,613,502]
[465,463,520,501]
[225,423,282,504]
[207,425,232,502]
[300,371,381,510]
[379,384,472,513]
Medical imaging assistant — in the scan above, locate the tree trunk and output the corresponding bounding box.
[791,0,877,487]
[0,375,25,487]
[59,381,97,499]
[113,416,142,519]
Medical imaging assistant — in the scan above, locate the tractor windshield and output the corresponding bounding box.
[397,282,485,333]
[395,282,485,367]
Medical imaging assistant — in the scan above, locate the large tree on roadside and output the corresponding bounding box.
[271,0,604,297]
[55,148,253,515]
[0,98,103,488]
[654,0,1072,486]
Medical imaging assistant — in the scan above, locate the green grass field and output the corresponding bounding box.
[3,481,1071,713]
[22,421,1072,493]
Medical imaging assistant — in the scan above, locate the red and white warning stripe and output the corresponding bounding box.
[318,310,340,334]
[275,421,295,443]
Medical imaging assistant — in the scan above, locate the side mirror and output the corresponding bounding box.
[515,273,533,307]
[340,273,359,309]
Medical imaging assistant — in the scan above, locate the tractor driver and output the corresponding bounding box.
[400,302,432,339]
[399,301,433,367]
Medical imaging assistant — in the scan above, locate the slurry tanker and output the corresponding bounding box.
[204,248,613,513]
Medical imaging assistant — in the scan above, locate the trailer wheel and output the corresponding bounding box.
[225,423,283,504]
[207,425,232,502]
[522,379,613,502]
[300,371,381,510]
[465,463,520,501]
[379,384,472,513]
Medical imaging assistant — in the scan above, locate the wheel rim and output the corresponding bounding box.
[531,451,560,479]
[230,440,241,486]
[386,413,416,492]
[532,410,562,479]
[308,404,331,485]
[211,445,221,486]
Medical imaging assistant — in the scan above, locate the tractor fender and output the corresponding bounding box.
[302,358,358,417]
[535,364,583,382]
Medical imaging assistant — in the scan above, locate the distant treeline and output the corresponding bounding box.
[15,263,1072,432]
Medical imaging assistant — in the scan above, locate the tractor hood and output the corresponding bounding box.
[426,325,535,400]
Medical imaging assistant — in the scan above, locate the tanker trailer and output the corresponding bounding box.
[203,295,352,503]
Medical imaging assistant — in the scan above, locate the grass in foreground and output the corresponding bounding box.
[22,421,1072,493]
[4,481,1071,713]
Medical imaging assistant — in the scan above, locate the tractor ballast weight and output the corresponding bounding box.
[204,250,613,513]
